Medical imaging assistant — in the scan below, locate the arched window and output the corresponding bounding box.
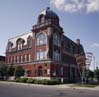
[38,66,42,77]
[53,33,60,47]
[16,38,25,50]
[27,36,32,48]
[7,41,13,52]
[28,54,31,62]
[36,33,47,46]
[27,54,31,62]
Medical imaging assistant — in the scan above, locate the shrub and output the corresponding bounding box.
[46,79,60,85]
[16,78,21,82]
[26,78,34,84]
[15,78,61,85]
[16,77,28,83]
[34,79,60,85]
[20,78,28,83]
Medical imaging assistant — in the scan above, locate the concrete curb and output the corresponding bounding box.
[0,81,99,91]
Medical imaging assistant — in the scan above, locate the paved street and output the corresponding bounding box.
[0,82,99,97]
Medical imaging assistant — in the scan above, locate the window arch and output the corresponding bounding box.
[36,32,47,46]
[27,36,32,47]
[16,38,25,50]
[7,41,13,52]
[53,33,60,47]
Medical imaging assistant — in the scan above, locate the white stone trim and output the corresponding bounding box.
[8,32,33,48]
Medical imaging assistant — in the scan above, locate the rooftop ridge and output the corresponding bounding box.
[8,32,32,41]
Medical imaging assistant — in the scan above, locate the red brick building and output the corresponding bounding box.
[6,8,85,82]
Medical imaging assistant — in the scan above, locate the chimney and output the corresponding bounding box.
[76,39,80,45]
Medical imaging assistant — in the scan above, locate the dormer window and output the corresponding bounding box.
[18,41,22,50]
[16,38,25,51]
[7,41,13,52]
[36,32,47,46]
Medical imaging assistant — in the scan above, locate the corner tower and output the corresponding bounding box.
[32,7,63,61]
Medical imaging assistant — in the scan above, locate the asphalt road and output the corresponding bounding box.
[0,82,99,97]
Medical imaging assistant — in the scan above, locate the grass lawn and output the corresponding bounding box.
[71,84,98,88]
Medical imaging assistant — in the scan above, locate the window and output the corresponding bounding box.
[53,33,60,47]
[44,69,47,74]
[36,33,47,46]
[20,55,23,63]
[28,54,31,62]
[16,56,19,63]
[47,69,50,75]
[61,67,63,76]
[38,66,42,77]
[17,38,24,51]
[36,51,47,60]
[53,51,60,61]
[7,42,13,52]
[24,54,27,62]
[27,54,31,62]
[18,42,23,50]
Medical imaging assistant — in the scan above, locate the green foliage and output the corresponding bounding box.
[33,79,60,85]
[84,69,94,79]
[15,78,61,85]
[15,66,24,78]
[44,79,60,85]
[62,79,76,84]
[8,64,15,76]
[88,70,94,79]
[0,64,8,80]
[26,78,35,83]
[72,84,97,88]
[94,67,99,82]
[16,78,21,82]
[16,77,28,83]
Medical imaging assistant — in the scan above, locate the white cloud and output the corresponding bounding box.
[50,0,65,10]
[50,0,99,13]
[91,43,99,48]
[87,0,99,13]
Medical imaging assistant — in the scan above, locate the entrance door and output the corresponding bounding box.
[38,66,42,77]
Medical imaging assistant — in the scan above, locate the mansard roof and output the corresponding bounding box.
[8,32,33,48]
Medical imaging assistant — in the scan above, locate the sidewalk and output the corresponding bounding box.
[0,81,99,91]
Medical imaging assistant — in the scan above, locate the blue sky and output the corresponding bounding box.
[0,0,99,70]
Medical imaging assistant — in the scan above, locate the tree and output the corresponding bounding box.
[94,67,99,82]
[0,64,8,80]
[88,70,94,79]
[83,69,94,83]
[8,64,15,76]
[15,66,25,78]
